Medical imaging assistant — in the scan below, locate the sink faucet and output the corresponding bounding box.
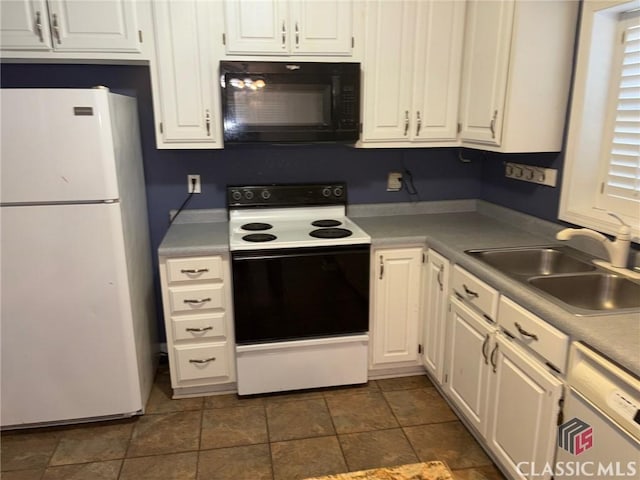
[555,213,631,268]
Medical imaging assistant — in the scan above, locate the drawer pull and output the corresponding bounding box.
[185,326,213,333]
[189,357,216,364]
[463,284,479,298]
[180,268,209,274]
[183,297,211,304]
[514,322,538,341]
[481,334,490,364]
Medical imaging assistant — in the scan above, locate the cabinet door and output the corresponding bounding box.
[446,296,494,435]
[371,247,422,366]
[224,0,288,55]
[411,1,465,142]
[46,0,140,52]
[458,0,514,146]
[289,0,351,55]
[0,0,52,49]
[361,0,415,142]
[152,0,221,147]
[486,335,563,480]
[422,249,449,384]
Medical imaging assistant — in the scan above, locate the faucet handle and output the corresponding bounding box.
[608,212,631,238]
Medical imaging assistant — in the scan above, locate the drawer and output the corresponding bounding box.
[168,284,225,313]
[498,296,569,372]
[174,343,229,382]
[171,313,227,342]
[452,265,499,320]
[166,256,223,283]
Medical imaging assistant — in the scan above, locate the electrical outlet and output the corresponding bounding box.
[387,172,403,192]
[187,174,201,193]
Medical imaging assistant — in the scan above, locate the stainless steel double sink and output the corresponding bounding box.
[466,246,640,315]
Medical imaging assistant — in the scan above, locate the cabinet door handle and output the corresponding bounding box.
[481,334,490,364]
[205,109,211,136]
[295,22,299,47]
[404,111,409,136]
[379,255,384,280]
[51,13,61,44]
[185,326,213,333]
[490,343,499,373]
[462,284,478,298]
[514,322,538,341]
[281,21,286,48]
[35,11,44,42]
[416,111,422,136]
[181,268,209,274]
[489,110,498,139]
[437,265,444,291]
[189,357,216,364]
[183,297,211,304]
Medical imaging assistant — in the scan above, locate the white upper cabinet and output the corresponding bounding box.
[361,0,464,146]
[459,0,579,152]
[223,0,352,56]
[1,0,141,53]
[150,0,221,148]
[458,0,513,147]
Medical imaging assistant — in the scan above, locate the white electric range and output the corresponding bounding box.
[227,183,371,395]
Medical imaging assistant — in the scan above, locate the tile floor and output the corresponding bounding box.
[1,369,507,480]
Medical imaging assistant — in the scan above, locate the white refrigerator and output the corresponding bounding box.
[0,88,157,428]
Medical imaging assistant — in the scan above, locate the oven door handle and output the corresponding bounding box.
[232,246,370,261]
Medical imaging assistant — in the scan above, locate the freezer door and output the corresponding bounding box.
[1,202,143,427]
[0,89,120,204]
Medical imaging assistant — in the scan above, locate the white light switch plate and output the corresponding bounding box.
[387,172,403,191]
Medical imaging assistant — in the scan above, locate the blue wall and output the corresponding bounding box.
[1,63,567,340]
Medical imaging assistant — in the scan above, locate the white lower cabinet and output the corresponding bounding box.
[370,247,423,370]
[446,295,495,434]
[486,334,563,480]
[444,267,567,479]
[159,255,236,397]
[421,249,450,384]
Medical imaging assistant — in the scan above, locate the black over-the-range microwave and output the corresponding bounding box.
[219,61,360,144]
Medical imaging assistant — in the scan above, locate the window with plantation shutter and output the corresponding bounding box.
[598,18,640,217]
[561,1,639,241]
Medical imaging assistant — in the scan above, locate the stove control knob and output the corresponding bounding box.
[333,186,344,197]
[322,187,332,197]
[231,190,242,201]
[261,190,271,200]
[244,190,254,200]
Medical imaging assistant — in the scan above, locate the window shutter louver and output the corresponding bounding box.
[603,23,640,207]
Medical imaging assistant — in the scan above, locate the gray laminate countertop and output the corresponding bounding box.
[157,203,640,376]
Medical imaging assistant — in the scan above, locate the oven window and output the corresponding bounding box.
[232,247,369,344]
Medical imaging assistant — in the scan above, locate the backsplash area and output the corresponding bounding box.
[2,63,577,340]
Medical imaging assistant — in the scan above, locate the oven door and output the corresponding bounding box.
[231,245,370,344]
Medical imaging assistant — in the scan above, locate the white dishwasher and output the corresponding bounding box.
[554,342,639,479]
